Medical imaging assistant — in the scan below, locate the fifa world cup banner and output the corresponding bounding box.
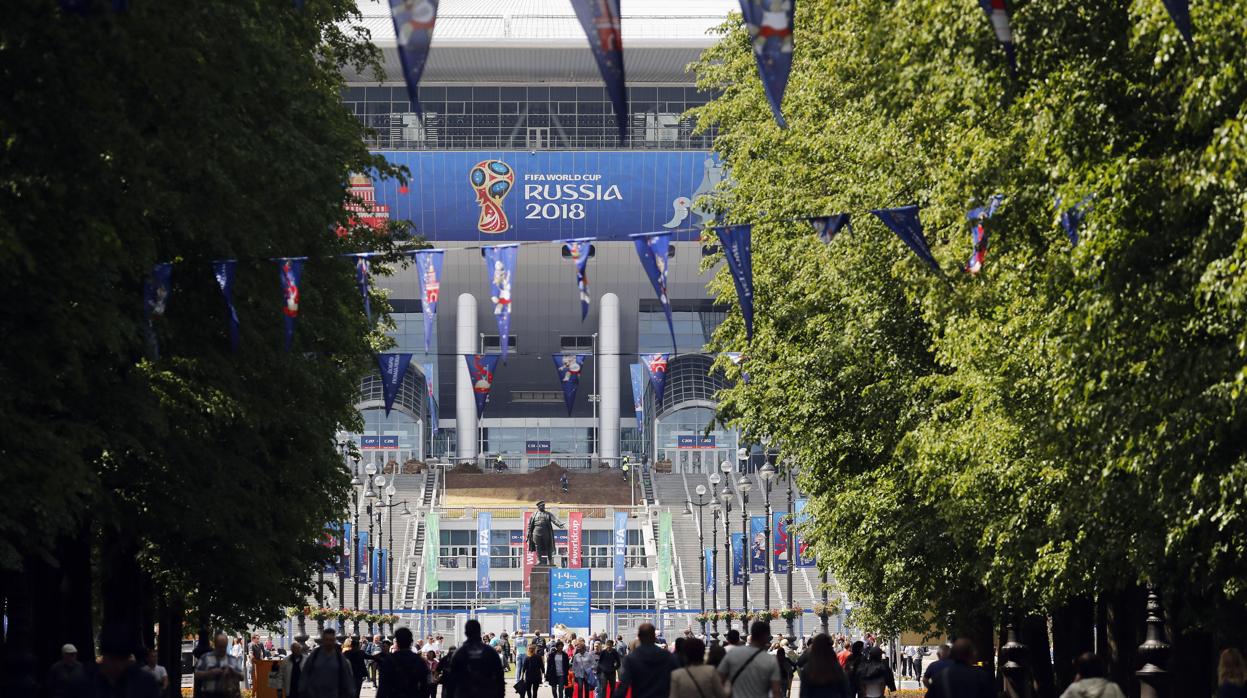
[356,530,370,583]
[568,511,584,569]
[613,511,628,590]
[749,516,767,574]
[342,522,353,578]
[523,511,537,591]
[795,498,816,568]
[369,151,721,241]
[477,512,492,593]
[773,512,789,574]
[731,532,745,586]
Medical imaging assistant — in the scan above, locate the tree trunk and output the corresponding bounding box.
[1052,596,1095,691]
[1104,585,1143,697]
[158,595,185,698]
[1022,615,1056,698]
[100,531,146,656]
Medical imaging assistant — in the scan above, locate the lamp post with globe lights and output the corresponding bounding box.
[684,484,713,637]
[719,460,735,630]
[737,475,753,614]
[759,461,776,612]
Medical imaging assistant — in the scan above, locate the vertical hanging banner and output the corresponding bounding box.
[322,524,339,574]
[277,258,305,351]
[964,194,1003,274]
[477,512,492,593]
[424,512,440,593]
[570,0,628,140]
[658,511,673,593]
[871,205,941,273]
[370,545,379,592]
[523,511,537,592]
[643,353,670,405]
[1161,0,1193,44]
[552,354,588,416]
[342,522,353,578]
[794,499,816,568]
[568,511,584,569]
[631,233,675,351]
[423,361,439,435]
[739,0,796,127]
[629,363,646,431]
[749,515,767,574]
[352,254,373,322]
[731,532,745,585]
[212,260,240,351]
[562,238,594,321]
[772,511,789,574]
[978,0,1017,74]
[465,354,502,418]
[379,548,388,595]
[705,548,716,592]
[387,0,439,114]
[810,214,852,244]
[613,511,628,591]
[1058,194,1094,246]
[483,244,517,359]
[356,530,369,583]
[414,250,444,353]
[715,225,755,340]
[376,353,415,417]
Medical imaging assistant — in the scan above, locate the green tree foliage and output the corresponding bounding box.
[693,0,1247,640]
[0,0,412,642]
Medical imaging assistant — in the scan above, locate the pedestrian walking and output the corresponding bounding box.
[300,629,356,698]
[715,621,780,698]
[343,638,368,697]
[374,628,430,698]
[925,640,992,698]
[618,624,679,698]
[596,639,621,698]
[921,645,951,690]
[670,638,727,698]
[48,643,89,698]
[797,635,850,698]
[1057,653,1126,698]
[1219,648,1247,698]
[775,648,795,698]
[547,642,570,698]
[443,620,504,698]
[572,641,597,698]
[852,647,895,698]
[142,647,170,692]
[94,625,162,698]
[277,641,306,698]
[520,644,543,698]
[196,633,246,698]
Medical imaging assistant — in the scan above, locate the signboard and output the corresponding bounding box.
[568,512,583,569]
[525,440,552,455]
[371,151,720,241]
[477,512,492,593]
[550,568,591,631]
[519,601,531,634]
[613,511,628,591]
[361,435,399,450]
[676,435,716,449]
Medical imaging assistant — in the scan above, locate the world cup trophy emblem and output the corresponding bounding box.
[469,160,514,233]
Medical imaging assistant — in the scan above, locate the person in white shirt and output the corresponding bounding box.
[142,648,169,691]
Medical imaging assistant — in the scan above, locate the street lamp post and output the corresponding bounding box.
[737,475,752,615]
[685,485,712,638]
[368,472,386,636]
[719,460,734,631]
[759,462,775,614]
[351,473,364,633]
[784,457,796,637]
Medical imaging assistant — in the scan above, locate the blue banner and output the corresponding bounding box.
[478,512,492,593]
[978,0,1017,73]
[277,257,306,351]
[632,232,675,350]
[519,602,531,633]
[370,151,715,241]
[1161,0,1193,43]
[423,361,438,435]
[376,353,414,417]
[571,0,627,140]
[629,363,645,431]
[352,254,373,322]
[356,530,369,583]
[749,515,767,574]
[144,262,173,321]
[794,499,815,568]
[387,0,439,114]
[465,354,502,418]
[871,205,940,273]
[715,225,755,340]
[731,532,744,585]
[773,512,789,574]
[380,548,388,594]
[550,568,591,630]
[212,260,240,351]
[342,522,352,577]
[552,353,588,416]
[739,0,795,127]
[810,214,852,244]
[563,238,594,321]
[613,511,628,591]
[483,244,517,358]
[371,546,380,593]
[414,250,444,353]
[643,353,669,405]
[1058,194,1094,246]
[705,547,716,592]
[323,524,339,574]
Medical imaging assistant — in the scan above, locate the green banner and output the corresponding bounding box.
[658,511,673,594]
[424,512,440,593]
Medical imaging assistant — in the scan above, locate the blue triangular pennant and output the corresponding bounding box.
[483,245,517,361]
[631,233,676,352]
[870,205,940,273]
[563,238,595,321]
[643,353,670,405]
[715,225,755,340]
[465,354,502,418]
[810,214,852,243]
[415,250,444,353]
[277,258,306,351]
[979,0,1017,74]
[376,353,414,417]
[1161,0,1193,44]
[552,354,589,416]
[570,0,628,141]
[212,260,240,351]
[739,0,796,127]
[388,0,439,114]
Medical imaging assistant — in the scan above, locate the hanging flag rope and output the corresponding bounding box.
[870,205,941,274]
[739,0,796,127]
[388,0,439,115]
[571,0,628,141]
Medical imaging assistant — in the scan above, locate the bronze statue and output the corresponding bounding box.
[526,500,565,566]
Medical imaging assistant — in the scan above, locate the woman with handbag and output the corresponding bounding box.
[572,641,597,698]
[669,639,726,698]
[519,644,544,698]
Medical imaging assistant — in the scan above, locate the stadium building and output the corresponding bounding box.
[312,0,844,643]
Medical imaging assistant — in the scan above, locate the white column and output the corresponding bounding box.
[598,293,621,464]
[456,293,478,461]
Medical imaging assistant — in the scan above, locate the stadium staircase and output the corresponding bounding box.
[638,467,682,611]
[400,467,439,609]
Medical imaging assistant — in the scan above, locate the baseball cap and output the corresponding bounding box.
[62,644,78,654]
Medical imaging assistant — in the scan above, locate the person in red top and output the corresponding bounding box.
[835,645,851,668]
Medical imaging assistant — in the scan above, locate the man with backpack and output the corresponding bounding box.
[443,620,504,698]
[375,628,430,698]
[715,621,781,698]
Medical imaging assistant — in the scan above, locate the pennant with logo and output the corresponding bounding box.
[372,548,383,593]
[380,548,389,595]
[631,232,675,351]
[568,512,584,568]
[810,214,852,244]
[629,363,646,431]
[871,205,940,273]
[414,250,443,353]
[212,260,240,351]
[342,522,353,578]
[483,245,517,359]
[352,254,373,322]
[613,511,628,590]
[773,511,790,574]
[658,511,674,593]
[643,352,670,405]
[749,515,767,574]
[376,353,414,417]
[715,225,755,340]
[143,262,173,357]
[795,499,815,567]
[552,353,588,416]
[356,529,369,583]
[322,524,339,574]
[724,352,750,384]
[1058,194,1094,246]
[423,512,439,593]
[570,0,628,140]
[465,354,501,418]
[277,258,305,351]
[964,194,1004,275]
[388,0,439,114]
[563,238,594,321]
[477,512,492,593]
[1161,0,1193,44]
[705,548,716,592]
[739,0,795,127]
[731,532,745,585]
[979,0,1017,74]
[422,361,438,435]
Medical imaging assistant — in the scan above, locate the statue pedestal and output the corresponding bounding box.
[529,564,552,634]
